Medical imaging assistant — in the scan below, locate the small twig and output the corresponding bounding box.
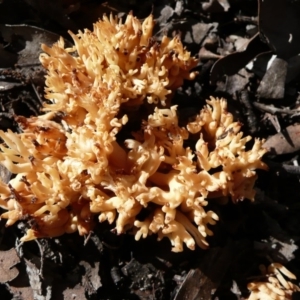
[253,102,300,117]
[265,113,281,132]
[89,233,104,253]
[15,239,24,257]
[14,63,41,68]
[83,231,92,246]
[234,15,258,25]
[31,82,44,107]
[35,239,45,278]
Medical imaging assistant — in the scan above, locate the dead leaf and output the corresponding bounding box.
[191,23,218,45]
[0,24,72,66]
[173,269,210,300]
[270,237,298,262]
[202,0,230,13]
[263,124,300,155]
[8,286,34,300]
[216,68,252,95]
[210,33,270,84]
[246,51,274,78]
[157,5,174,24]
[0,164,11,184]
[24,258,53,300]
[0,248,20,283]
[0,81,24,92]
[24,259,44,300]
[256,57,288,99]
[173,243,233,300]
[198,47,223,60]
[230,280,241,297]
[0,24,72,91]
[80,261,101,295]
[63,284,87,300]
[248,52,300,84]
[258,0,300,59]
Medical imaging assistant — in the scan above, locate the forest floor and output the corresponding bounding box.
[1,0,300,299]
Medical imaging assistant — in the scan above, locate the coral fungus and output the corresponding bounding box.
[247,263,300,300]
[0,13,267,251]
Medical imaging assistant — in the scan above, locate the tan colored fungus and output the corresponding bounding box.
[247,263,300,300]
[0,13,267,251]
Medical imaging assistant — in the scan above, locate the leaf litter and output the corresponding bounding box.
[1,0,300,299]
[0,248,20,283]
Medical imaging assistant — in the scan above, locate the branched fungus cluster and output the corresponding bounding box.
[0,14,267,251]
[247,263,300,300]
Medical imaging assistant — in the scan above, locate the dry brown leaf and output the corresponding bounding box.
[210,33,269,84]
[80,261,101,295]
[202,0,230,13]
[0,164,11,184]
[0,248,20,283]
[24,258,47,300]
[63,284,87,300]
[263,124,300,155]
[0,24,72,66]
[256,57,288,99]
[8,286,34,300]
